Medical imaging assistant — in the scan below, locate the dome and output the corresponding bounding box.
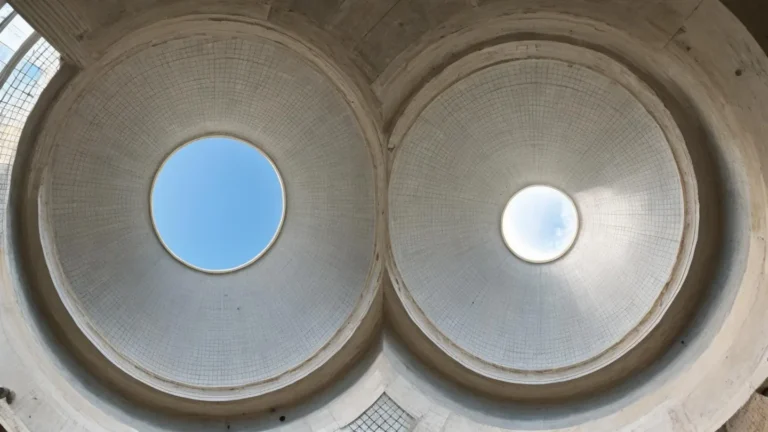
[39,34,379,400]
[389,54,697,383]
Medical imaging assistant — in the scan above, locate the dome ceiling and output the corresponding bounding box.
[389,57,697,382]
[39,35,378,399]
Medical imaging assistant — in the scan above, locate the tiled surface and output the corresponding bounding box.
[389,59,685,371]
[345,394,414,432]
[44,36,376,390]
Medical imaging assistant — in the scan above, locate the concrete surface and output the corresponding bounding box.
[1,0,768,431]
[725,393,768,432]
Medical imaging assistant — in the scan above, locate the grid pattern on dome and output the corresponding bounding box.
[389,59,684,371]
[44,36,375,389]
[344,394,414,432]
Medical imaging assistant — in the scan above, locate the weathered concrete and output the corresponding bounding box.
[725,393,768,432]
[1,398,32,432]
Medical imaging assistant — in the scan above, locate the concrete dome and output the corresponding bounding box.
[389,56,697,381]
[39,34,379,400]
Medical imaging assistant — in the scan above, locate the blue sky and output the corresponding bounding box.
[501,185,578,262]
[151,137,284,271]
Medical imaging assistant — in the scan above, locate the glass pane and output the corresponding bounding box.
[0,39,59,230]
[0,4,14,23]
[0,14,34,68]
